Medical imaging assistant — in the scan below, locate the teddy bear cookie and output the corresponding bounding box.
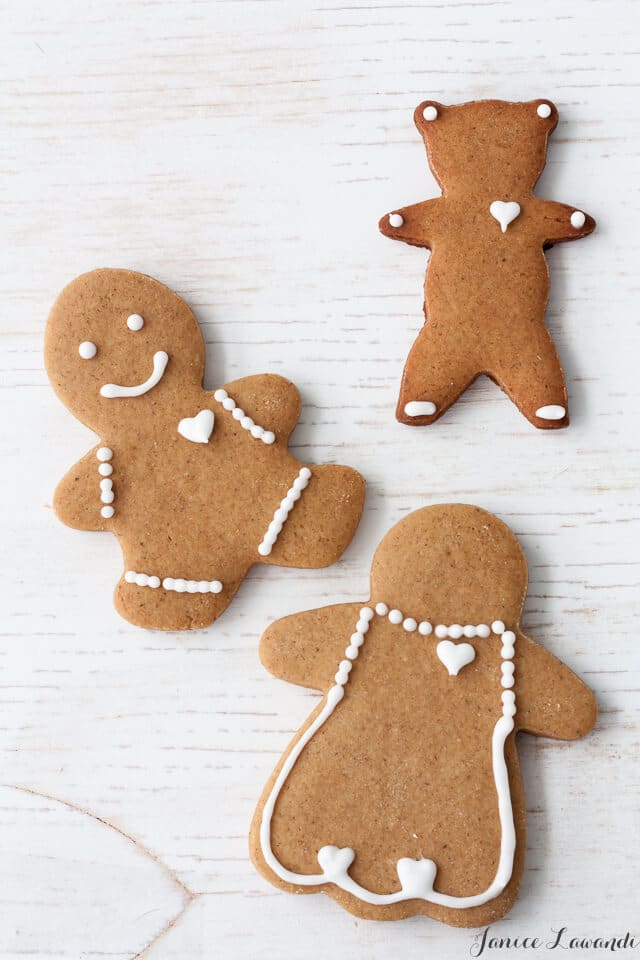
[379,99,596,429]
[45,269,365,630]
[250,504,596,926]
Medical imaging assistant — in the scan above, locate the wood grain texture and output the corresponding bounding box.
[0,0,638,957]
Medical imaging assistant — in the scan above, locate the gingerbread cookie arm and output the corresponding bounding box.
[53,446,114,532]
[260,602,364,690]
[214,374,302,443]
[260,463,365,569]
[515,634,597,739]
[378,198,445,249]
[531,199,596,246]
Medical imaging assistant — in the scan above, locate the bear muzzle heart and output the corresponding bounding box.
[436,639,476,676]
[489,200,521,233]
[178,409,215,444]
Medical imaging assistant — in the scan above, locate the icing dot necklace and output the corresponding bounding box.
[260,606,517,909]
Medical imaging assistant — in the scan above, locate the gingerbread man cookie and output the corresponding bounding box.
[251,504,596,925]
[45,269,365,630]
[379,99,596,429]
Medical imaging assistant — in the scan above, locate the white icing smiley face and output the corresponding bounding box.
[76,313,169,398]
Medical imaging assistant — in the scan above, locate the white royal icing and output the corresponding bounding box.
[489,200,521,234]
[96,447,115,519]
[213,389,275,445]
[536,103,552,119]
[100,350,168,398]
[570,210,586,229]
[79,341,97,360]
[423,105,438,121]
[260,610,517,909]
[535,404,566,421]
[125,570,223,593]
[436,639,476,676]
[404,401,437,417]
[258,467,312,557]
[178,409,215,444]
[388,213,404,228]
[126,313,144,331]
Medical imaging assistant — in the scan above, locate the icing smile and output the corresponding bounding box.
[100,350,169,398]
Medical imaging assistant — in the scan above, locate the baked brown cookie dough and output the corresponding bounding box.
[45,269,365,630]
[250,504,596,925]
[379,99,596,429]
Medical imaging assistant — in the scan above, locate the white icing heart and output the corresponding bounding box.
[396,857,437,897]
[489,200,521,233]
[436,639,476,676]
[178,409,215,444]
[317,845,355,880]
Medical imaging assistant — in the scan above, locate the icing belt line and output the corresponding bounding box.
[259,608,516,909]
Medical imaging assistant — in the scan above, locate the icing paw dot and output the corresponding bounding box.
[570,210,586,229]
[389,213,404,228]
[404,400,436,417]
[535,404,566,421]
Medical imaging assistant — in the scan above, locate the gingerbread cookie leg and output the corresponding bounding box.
[490,322,568,429]
[397,323,478,425]
[114,570,242,631]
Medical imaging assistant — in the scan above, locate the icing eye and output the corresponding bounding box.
[79,341,97,359]
[127,313,144,331]
[537,102,552,119]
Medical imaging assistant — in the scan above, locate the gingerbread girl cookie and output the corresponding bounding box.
[251,504,596,925]
[379,99,596,429]
[45,269,365,630]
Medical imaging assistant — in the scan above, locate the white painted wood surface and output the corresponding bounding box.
[1,1,638,957]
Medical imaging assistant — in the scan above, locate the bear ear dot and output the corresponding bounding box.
[127,313,144,331]
[537,102,552,119]
[78,341,97,360]
[422,104,438,122]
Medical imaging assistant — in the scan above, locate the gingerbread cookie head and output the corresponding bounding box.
[413,98,558,196]
[371,503,527,627]
[45,269,205,436]
[252,504,596,925]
